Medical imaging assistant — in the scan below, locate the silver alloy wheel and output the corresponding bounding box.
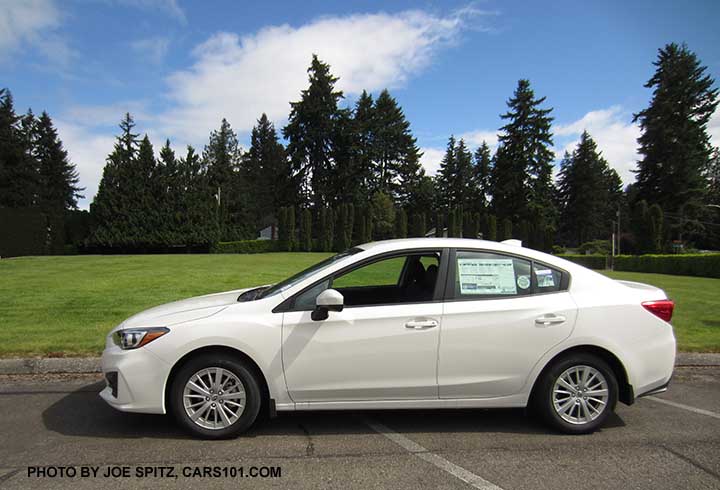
[183,367,246,430]
[552,365,609,425]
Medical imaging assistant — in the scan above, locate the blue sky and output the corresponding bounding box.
[2,0,719,209]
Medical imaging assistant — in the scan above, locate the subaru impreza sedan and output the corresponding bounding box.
[101,238,675,438]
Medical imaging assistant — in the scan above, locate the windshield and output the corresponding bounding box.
[257,248,362,299]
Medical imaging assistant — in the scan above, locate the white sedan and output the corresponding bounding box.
[100,238,676,438]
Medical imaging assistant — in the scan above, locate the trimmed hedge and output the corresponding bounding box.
[210,240,280,254]
[557,254,608,270]
[614,254,720,278]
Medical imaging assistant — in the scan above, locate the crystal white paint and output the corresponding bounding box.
[100,238,675,420]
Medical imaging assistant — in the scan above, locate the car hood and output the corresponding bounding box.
[113,287,257,332]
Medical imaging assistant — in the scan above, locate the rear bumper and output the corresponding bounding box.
[636,378,671,399]
[100,344,171,414]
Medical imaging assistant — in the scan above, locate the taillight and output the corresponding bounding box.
[642,300,674,322]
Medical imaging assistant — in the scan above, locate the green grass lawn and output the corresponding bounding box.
[0,253,332,356]
[0,254,718,356]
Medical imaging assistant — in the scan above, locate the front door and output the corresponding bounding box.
[282,251,445,402]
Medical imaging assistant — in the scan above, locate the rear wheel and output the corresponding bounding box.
[170,355,261,439]
[533,354,618,434]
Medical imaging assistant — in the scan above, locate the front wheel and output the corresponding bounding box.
[170,355,262,439]
[533,354,618,434]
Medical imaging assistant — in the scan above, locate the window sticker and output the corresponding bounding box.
[517,275,531,290]
[457,258,517,295]
[535,268,555,288]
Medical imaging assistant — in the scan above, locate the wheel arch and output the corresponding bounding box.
[529,345,634,406]
[163,345,272,416]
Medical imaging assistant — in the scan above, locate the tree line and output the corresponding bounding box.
[1,43,718,255]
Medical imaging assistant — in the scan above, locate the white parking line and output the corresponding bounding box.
[365,419,504,490]
[646,396,720,420]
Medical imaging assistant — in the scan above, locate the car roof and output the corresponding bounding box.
[358,238,531,256]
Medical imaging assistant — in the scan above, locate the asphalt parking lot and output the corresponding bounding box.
[0,367,718,489]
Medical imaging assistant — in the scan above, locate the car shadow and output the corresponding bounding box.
[42,381,625,440]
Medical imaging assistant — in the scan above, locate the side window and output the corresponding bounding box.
[533,263,563,293]
[292,279,330,310]
[331,256,405,289]
[454,251,532,298]
[332,252,441,307]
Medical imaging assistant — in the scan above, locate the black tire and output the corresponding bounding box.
[170,354,262,439]
[532,353,618,435]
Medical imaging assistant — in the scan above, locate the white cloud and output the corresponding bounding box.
[157,9,478,143]
[114,0,186,23]
[0,0,72,63]
[65,101,150,127]
[554,105,641,185]
[709,109,720,149]
[130,36,170,64]
[419,147,446,176]
[458,129,498,150]
[55,120,116,210]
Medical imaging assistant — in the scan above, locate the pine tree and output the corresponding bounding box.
[34,111,83,213]
[300,208,312,251]
[242,114,294,229]
[284,55,343,207]
[634,43,719,215]
[487,214,498,241]
[557,132,623,246]
[409,213,426,237]
[472,142,492,212]
[177,145,218,246]
[435,136,457,209]
[371,192,395,240]
[0,89,37,207]
[395,208,408,238]
[90,113,140,247]
[204,118,248,240]
[158,140,180,244]
[352,90,375,204]
[33,111,83,249]
[492,80,556,228]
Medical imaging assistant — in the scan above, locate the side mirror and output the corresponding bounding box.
[311,289,344,321]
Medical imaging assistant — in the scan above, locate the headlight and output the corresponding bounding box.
[113,327,169,350]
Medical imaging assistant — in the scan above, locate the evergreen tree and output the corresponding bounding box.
[648,203,664,253]
[370,89,423,204]
[34,111,83,214]
[157,140,180,243]
[371,191,395,240]
[177,145,218,246]
[242,114,294,228]
[472,142,492,212]
[492,80,556,229]
[409,213,426,237]
[90,113,140,247]
[204,118,249,240]
[557,132,623,246]
[634,43,719,215]
[435,136,457,209]
[395,208,408,238]
[487,214,498,241]
[0,89,37,207]
[284,55,343,207]
[300,208,312,251]
[500,218,513,241]
[351,90,375,203]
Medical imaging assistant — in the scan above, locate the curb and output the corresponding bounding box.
[0,353,718,375]
[0,357,101,375]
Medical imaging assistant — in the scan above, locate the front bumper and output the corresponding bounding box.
[100,344,172,414]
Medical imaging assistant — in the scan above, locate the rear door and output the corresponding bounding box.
[438,249,577,398]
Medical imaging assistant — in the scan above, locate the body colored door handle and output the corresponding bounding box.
[405,319,438,330]
[535,315,566,327]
